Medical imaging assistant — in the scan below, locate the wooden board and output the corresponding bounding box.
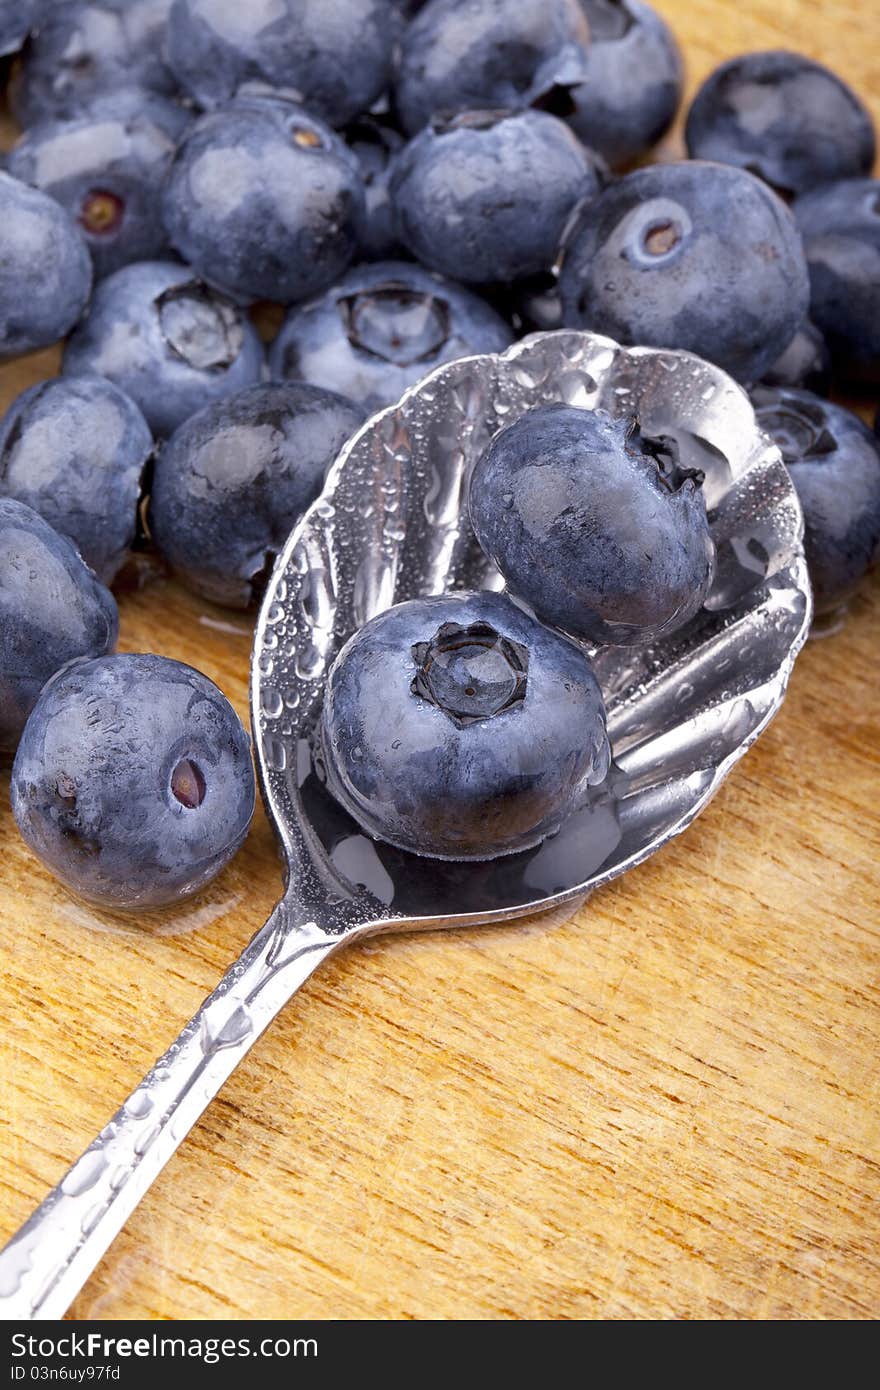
[1,0,878,1322]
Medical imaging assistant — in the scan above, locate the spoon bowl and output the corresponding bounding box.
[254,328,811,929]
[0,330,811,1319]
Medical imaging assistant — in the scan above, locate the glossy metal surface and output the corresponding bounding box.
[0,331,811,1319]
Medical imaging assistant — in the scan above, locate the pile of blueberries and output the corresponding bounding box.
[0,0,878,904]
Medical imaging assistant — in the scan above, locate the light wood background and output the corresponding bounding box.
[1,0,878,1321]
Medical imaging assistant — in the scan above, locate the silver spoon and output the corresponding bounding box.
[0,330,811,1320]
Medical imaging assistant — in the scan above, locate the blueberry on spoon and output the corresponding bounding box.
[320,591,611,861]
[468,404,716,647]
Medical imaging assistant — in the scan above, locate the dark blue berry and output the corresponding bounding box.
[320,590,610,861]
[685,51,875,198]
[558,160,810,383]
[7,91,191,279]
[167,0,397,126]
[62,260,265,438]
[394,0,590,137]
[11,654,255,911]
[793,178,880,387]
[552,0,682,170]
[161,91,366,306]
[0,172,93,359]
[392,109,603,285]
[11,0,178,127]
[0,499,118,754]
[268,260,513,412]
[751,387,880,613]
[469,405,715,646]
[0,375,153,585]
[150,382,365,608]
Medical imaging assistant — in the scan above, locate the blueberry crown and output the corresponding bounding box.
[411,620,529,727]
[155,281,244,372]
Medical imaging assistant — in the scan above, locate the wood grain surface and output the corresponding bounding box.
[1,0,879,1322]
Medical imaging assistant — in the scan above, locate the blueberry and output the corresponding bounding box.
[269,260,513,412]
[469,405,715,646]
[150,382,364,608]
[391,109,603,286]
[793,178,880,386]
[0,0,44,58]
[760,320,831,395]
[0,499,118,754]
[11,0,178,127]
[558,161,810,384]
[394,0,591,137]
[11,654,255,911]
[751,387,880,613]
[320,590,610,861]
[161,91,366,306]
[7,91,191,279]
[62,260,265,438]
[167,0,397,127]
[549,0,682,170]
[0,172,93,359]
[0,375,153,585]
[685,51,875,198]
[345,115,406,261]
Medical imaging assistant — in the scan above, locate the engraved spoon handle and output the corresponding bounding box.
[0,897,350,1321]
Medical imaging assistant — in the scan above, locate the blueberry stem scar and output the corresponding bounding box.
[410,620,529,727]
[171,758,206,809]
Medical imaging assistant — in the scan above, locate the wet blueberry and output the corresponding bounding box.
[268,261,513,412]
[0,375,153,585]
[391,109,604,286]
[0,172,93,360]
[7,91,191,279]
[760,320,831,395]
[686,51,875,198]
[62,260,265,438]
[558,161,810,383]
[161,91,366,306]
[150,382,364,608]
[167,0,397,126]
[0,499,118,754]
[11,653,255,911]
[551,0,683,170]
[11,0,178,127]
[345,115,406,261]
[793,178,880,386]
[469,404,715,646]
[394,0,591,137]
[320,590,611,861]
[752,386,880,612]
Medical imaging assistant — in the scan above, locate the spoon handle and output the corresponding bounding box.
[0,897,347,1321]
